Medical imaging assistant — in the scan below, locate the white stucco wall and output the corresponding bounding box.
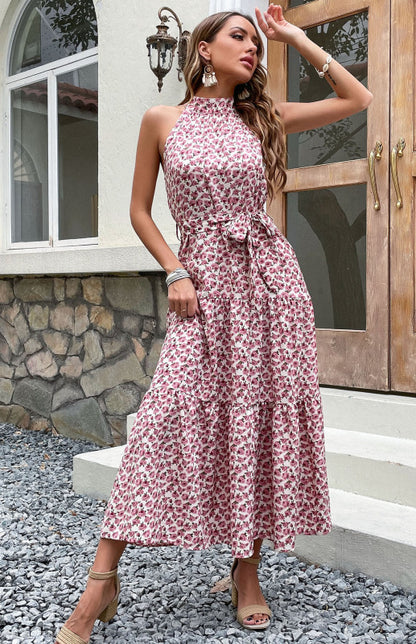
[0,0,209,274]
[97,0,211,249]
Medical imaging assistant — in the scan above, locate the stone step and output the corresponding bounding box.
[292,489,416,592]
[321,387,416,439]
[325,427,416,507]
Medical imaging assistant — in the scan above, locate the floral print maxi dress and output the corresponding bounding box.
[100,96,332,557]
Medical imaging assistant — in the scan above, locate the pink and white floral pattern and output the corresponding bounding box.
[101,97,332,557]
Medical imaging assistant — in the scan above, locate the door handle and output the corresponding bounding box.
[391,138,406,208]
[368,141,383,210]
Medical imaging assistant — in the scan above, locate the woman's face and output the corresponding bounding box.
[199,16,260,85]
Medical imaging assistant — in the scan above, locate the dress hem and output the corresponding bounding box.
[99,525,332,559]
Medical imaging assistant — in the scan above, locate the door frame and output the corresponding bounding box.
[390,0,416,392]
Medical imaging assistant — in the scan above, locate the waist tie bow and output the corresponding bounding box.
[221,208,278,243]
[176,209,280,293]
[221,209,279,293]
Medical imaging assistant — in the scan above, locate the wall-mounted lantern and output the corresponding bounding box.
[146,6,191,92]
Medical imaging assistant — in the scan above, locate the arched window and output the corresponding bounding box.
[6,0,98,247]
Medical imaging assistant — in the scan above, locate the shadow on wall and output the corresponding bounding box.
[0,275,168,445]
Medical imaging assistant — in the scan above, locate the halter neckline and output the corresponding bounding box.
[190,95,235,109]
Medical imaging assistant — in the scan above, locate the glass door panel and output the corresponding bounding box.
[287,12,368,168]
[287,184,367,329]
[289,1,315,7]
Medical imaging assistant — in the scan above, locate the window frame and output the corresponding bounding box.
[5,3,98,251]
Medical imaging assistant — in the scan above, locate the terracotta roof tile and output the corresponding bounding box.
[19,81,97,113]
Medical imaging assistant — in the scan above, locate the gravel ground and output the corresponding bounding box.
[1,423,416,644]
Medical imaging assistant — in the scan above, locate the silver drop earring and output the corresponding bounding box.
[202,64,217,88]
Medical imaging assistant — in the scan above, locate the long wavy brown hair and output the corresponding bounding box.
[180,11,286,197]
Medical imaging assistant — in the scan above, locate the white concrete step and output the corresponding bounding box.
[126,413,135,438]
[321,387,416,439]
[292,489,416,592]
[325,427,416,507]
[73,445,125,501]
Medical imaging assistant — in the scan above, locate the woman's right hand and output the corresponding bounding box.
[255,5,305,46]
[168,278,200,318]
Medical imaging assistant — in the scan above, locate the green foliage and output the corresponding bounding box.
[39,0,97,52]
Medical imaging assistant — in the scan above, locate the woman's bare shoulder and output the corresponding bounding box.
[140,104,188,159]
[142,103,186,125]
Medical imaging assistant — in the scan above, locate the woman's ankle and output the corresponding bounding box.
[77,578,115,611]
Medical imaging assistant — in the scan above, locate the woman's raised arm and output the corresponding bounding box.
[255,4,373,134]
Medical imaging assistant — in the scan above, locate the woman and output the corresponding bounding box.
[56,5,372,642]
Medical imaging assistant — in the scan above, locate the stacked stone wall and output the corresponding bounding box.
[0,275,167,445]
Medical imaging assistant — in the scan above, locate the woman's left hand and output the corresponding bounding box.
[255,4,304,45]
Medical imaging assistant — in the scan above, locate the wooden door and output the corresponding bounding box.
[390,0,416,392]
[268,0,390,390]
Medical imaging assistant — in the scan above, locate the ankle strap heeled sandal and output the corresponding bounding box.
[230,555,272,631]
[88,567,120,623]
[87,566,118,580]
[240,556,262,565]
[55,567,120,644]
[56,625,89,644]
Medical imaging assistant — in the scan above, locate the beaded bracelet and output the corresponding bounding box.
[166,267,191,288]
[315,54,333,79]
